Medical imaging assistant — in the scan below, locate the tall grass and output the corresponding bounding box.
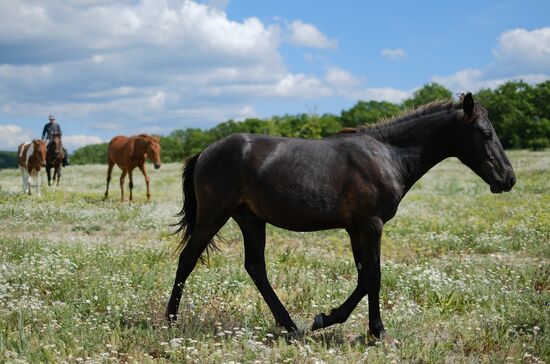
[0,151,548,363]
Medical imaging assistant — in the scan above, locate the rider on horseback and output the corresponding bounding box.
[42,115,69,166]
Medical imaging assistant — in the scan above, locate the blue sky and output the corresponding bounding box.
[0,0,549,151]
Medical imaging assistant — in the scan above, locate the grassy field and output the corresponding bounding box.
[0,150,548,363]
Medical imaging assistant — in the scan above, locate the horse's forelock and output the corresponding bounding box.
[137,133,160,145]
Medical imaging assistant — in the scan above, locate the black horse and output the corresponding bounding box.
[166,93,515,339]
[46,132,64,186]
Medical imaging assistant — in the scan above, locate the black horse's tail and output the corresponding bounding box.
[175,153,201,253]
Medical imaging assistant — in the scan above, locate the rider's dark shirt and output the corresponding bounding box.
[42,122,62,140]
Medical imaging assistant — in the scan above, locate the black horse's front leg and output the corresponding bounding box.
[311,218,385,339]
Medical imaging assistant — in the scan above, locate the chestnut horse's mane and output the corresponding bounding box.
[138,134,160,143]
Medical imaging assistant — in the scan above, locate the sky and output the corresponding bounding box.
[0,0,549,151]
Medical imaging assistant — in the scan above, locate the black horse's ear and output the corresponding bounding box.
[463,92,475,117]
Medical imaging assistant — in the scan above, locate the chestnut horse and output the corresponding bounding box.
[18,139,47,196]
[166,94,516,339]
[46,132,64,186]
[103,134,161,202]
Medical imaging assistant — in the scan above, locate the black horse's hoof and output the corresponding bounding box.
[311,313,325,331]
[367,329,386,343]
[165,312,178,323]
[283,329,303,342]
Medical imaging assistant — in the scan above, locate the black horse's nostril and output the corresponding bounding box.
[509,176,516,188]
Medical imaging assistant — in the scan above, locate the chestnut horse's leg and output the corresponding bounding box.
[311,218,385,339]
[128,169,134,202]
[103,159,115,201]
[234,212,299,332]
[138,164,151,201]
[119,170,127,202]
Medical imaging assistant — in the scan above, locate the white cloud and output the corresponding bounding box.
[0,124,34,150]
[354,87,413,104]
[432,69,485,91]
[325,66,361,89]
[0,0,355,135]
[272,73,332,98]
[62,134,104,150]
[91,122,124,131]
[287,20,337,49]
[493,28,550,73]
[433,70,550,92]
[432,27,550,93]
[0,0,285,105]
[199,72,333,99]
[381,48,407,60]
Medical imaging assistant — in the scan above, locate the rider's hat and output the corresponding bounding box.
[48,114,56,120]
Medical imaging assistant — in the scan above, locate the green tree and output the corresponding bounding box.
[0,151,18,168]
[159,136,185,163]
[403,83,452,109]
[340,101,401,127]
[169,128,214,156]
[476,81,535,149]
[71,143,109,165]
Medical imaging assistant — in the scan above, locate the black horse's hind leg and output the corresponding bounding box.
[234,210,299,333]
[311,218,385,338]
[165,217,230,321]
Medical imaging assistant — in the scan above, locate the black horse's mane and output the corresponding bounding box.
[367,99,459,130]
[337,99,462,137]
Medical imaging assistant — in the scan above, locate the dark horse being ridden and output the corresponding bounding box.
[166,93,515,339]
[46,132,64,186]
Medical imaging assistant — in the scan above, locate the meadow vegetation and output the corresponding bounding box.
[0,150,548,363]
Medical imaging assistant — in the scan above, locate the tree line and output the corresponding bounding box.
[71,80,550,165]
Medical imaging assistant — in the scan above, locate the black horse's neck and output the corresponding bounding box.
[365,104,461,194]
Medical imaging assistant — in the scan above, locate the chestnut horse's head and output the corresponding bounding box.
[454,93,516,193]
[33,139,47,167]
[146,136,162,169]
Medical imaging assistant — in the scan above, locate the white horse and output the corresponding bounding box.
[17,140,47,196]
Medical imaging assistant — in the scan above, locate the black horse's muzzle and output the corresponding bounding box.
[490,171,516,193]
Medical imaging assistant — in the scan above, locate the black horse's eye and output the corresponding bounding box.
[483,130,492,140]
